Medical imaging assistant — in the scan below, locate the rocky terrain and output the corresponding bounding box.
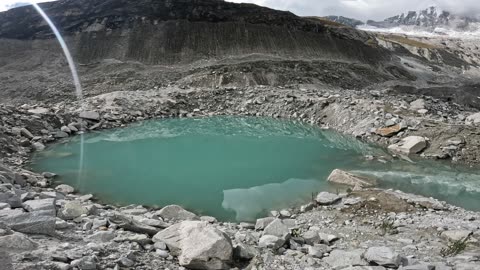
[1,0,480,269]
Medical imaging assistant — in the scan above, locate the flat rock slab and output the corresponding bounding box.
[23,198,56,216]
[255,217,275,230]
[388,136,428,154]
[156,205,198,221]
[315,192,341,205]
[59,201,88,220]
[323,249,367,269]
[375,124,404,137]
[327,169,375,188]
[79,111,100,121]
[1,211,56,235]
[363,246,402,268]
[262,218,294,237]
[441,230,473,242]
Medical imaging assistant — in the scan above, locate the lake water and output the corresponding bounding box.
[32,116,480,221]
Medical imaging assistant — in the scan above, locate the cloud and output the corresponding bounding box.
[0,0,57,12]
[228,0,480,20]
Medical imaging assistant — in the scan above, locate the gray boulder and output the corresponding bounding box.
[55,184,75,194]
[32,142,46,151]
[258,235,285,250]
[327,169,375,188]
[0,203,9,210]
[315,192,341,205]
[79,111,100,121]
[23,198,56,216]
[441,230,473,242]
[71,256,97,270]
[109,213,160,236]
[233,243,257,260]
[363,246,402,268]
[318,232,339,245]
[87,231,116,243]
[399,265,434,270]
[466,112,480,124]
[410,99,425,110]
[262,218,292,237]
[308,244,330,258]
[1,211,56,235]
[153,221,232,269]
[388,136,428,154]
[59,201,89,220]
[302,230,320,245]
[343,267,387,270]
[324,249,367,269]
[156,205,198,221]
[255,217,275,230]
[0,185,22,208]
[0,232,38,251]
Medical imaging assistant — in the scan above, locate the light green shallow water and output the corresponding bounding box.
[31,117,480,221]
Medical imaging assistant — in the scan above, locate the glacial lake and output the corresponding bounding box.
[32,116,480,221]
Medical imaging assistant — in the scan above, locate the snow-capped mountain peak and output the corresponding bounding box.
[360,6,480,38]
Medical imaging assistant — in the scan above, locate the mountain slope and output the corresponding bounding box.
[0,0,389,65]
[0,0,410,101]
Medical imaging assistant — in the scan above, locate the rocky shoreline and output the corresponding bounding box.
[1,86,480,270]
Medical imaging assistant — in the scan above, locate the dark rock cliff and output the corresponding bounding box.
[0,0,391,65]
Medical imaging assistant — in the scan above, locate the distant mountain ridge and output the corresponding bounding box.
[324,15,364,28]
[366,6,480,31]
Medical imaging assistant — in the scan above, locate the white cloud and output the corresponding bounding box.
[0,0,57,12]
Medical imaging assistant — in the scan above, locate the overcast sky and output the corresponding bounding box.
[230,0,480,20]
[1,0,479,20]
[0,0,56,11]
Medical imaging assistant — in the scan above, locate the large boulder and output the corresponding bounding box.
[0,165,22,185]
[58,201,89,220]
[153,221,232,269]
[55,184,75,194]
[258,235,285,250]
[1,211,56,235]
[324,249,367,269]
[388,136,428,154]
[109,213,161,236]
[410,99,425,110]
[315,192,341,205]
[0,185,22,208]
[441,230,473,242]
[466,112,480,124]
[363,246,402,268]
[156,205,198,221]
[262,218,294,237]
[79,111,100,121]
[327,169,375,188]
[23,198,56,216]
[0,232,38,251]
[254,217,275,230]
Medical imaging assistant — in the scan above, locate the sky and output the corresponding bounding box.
[0,0,56,11]
[0,0,479,20]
